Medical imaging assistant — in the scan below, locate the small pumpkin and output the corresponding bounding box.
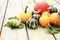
[32,14,40,21]
[50,11,60,26]
[20,6,32,23]
[39,15,50,27]
[26,18,38,29]
[42,11,50,17]
[48,6,58,13]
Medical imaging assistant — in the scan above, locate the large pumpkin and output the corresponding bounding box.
[26,18,38,29]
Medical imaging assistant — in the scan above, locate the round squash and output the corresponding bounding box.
[26,18,38,29]
[20,12,32,23]
[42,11,50,17]
[50,11,60,26]
[39,16,50,27]
[32,14,40,21]
[20,6,32,23]
[48,6,58,13]
[34,1,49,14]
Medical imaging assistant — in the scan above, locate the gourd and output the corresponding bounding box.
[48,6,58,13]
[32,14,40,21]
[39,15,50,27]
[42,11,50,17]
[5,16,24,29]
[34,1,49,14]
[20,6,32,23]
[26,18,38,29]
[50,11,60,26]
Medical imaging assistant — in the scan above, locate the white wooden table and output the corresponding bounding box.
[0,0,60,40]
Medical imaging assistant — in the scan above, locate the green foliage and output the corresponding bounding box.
[46,24,60,34]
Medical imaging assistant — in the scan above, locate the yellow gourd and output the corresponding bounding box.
[20,6,32,23]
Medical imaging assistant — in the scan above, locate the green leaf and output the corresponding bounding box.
[46,24,60,34]
[4,22,12,28]
[18,23,24,29]
[8,16,19,20]
[4,23,9,27]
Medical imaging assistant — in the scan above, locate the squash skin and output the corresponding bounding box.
[33,14,40,21]
[42,11,50,17]
[20,12,32,23]
[50,13,60,26]
[34,1,49,14]
[48,7,58,13]
[26,18,38,29]
[39,16,50,27]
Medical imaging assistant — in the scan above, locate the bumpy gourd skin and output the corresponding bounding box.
[26,18,38,29]
[8,19,20,27]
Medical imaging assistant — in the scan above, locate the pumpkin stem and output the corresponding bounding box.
[25,6,28,13]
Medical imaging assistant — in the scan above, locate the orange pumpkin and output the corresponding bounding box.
[20,12,32,23]
[20,6,32,23]
[50,11,60,26]
[42,11,50,17]
[39,15,50,27]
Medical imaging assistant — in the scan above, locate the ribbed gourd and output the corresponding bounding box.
[48,6,58,13]
[33,14,40,21]
[26,18,38,29]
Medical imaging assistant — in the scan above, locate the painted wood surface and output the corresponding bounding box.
[0,0,7,32]
[0,0,60,40]
[1,0,27,40]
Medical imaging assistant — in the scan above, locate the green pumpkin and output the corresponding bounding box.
[48,6,58,13]
[33,14,40,21]
[26,18,38,29]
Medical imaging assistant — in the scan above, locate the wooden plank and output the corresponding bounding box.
[0,0,7,40]
[54,33,60,40]
[0,36,2,40]
[1,0,27,40]
[27,27,55,40]
[0,0,7,32]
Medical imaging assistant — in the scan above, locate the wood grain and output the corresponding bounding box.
[1,0,27,40]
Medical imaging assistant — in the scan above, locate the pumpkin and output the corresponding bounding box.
[42,11,50,17]
[50,11,60,26]
[39,15,50,27]
[48,6,58,13]
[32,14,40,21]
[26,18,38,29]
[34,1,49,14]
[20,6,32,23]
